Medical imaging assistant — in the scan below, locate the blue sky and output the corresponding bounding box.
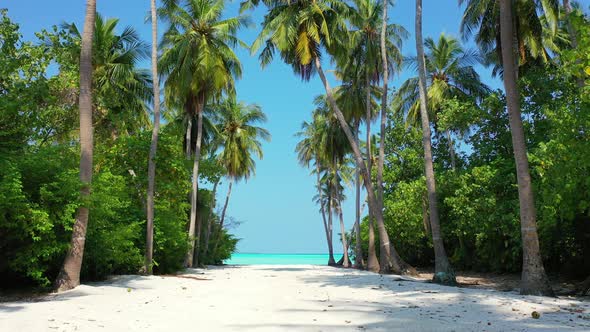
[4,0,503,254]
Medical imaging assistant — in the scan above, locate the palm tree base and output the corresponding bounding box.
[432,271,457,286]
[520,274,555,297]
[54,273,78,292]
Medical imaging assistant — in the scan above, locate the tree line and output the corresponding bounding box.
[290,0,589,297]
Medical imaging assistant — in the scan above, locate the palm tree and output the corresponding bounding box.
[211,98,270,257]
[459,0,562,76]
[296,112,337,266]
[414,0,456,285]
[331,161,353,267]
[144,0,161,276]
[159,0,246,267]
[319,165,351,267]
[499,0,554,296]
[54,0,96,292]
[334,0,407,271]
[61,14,153,140]
[393,33,490,170]
[252,0,411,274]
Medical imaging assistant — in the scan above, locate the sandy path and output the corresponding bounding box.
[1,265,589,331]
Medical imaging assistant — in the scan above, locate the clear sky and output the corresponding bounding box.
[4,0,502,254]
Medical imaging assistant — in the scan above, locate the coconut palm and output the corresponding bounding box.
[498,0,554,296]
[459,0,563,76]
[296,112,337,266]
[315,96,353,267]
[321,163,352,267]
[145,0,160,275]
[61,14,152,140]
[297,95,351,265]
[211,98,270,257]
[159,0,247,267]
[335,0,407,272]
[414,0,456,285]
[55,0,96,292]
[393,33,491,170]
[251,0,411,274]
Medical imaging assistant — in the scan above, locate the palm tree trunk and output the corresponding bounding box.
[415,0,455,285]
[185,96,204,268]
[201,179,219,262]
[145,0,160,275]
[327,188,335,265]
[185,118,192,158]
[212,179,233,258]
[194,199,203,267]
[314,57,413,275]
[317,163,336,265]
[446,129,456,171]
[354,122,364,269]
[365,70,380,273]
[499,0,553,296]
[563,0,584,87]
[377,0,390,271]
[337,188,350,268]
[54,0,96,292]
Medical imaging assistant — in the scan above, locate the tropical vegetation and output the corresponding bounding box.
[1,0,589,297]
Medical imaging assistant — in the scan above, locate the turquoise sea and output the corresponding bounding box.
[224,253,339,265]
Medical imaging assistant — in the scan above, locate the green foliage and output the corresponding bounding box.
[0,10,239,287]
[372,43,590,274]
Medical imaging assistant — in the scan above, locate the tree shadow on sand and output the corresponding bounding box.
[227,266,590,331]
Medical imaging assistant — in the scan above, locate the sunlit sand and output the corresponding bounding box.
[2,265,589,331]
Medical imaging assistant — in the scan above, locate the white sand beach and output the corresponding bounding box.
[1,265,589,331]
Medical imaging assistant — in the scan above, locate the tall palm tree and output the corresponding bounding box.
[55,0,96,292]
[414,0,456,285]
[332,69,377,270]
[499,0,553,296]
[211,98,270,257]
[297,95,352,266]
[159,0,246,267]
[334,0,407,271]
[252,0,411,274]
[145,0,161,275]
[394,33,490,170]
[296,112,337,266]
[61,14,152,140]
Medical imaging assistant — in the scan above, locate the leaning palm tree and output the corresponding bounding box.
[498,0,554,296]
[55,0,96,292]
[251,0,411,274]
[159,0,247,267]
[211,98,270,257]
[316,96,353,267]
[394,33,490,170]
[335,0,407,272]
[145,0,161,275]
[414,0,456,285]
